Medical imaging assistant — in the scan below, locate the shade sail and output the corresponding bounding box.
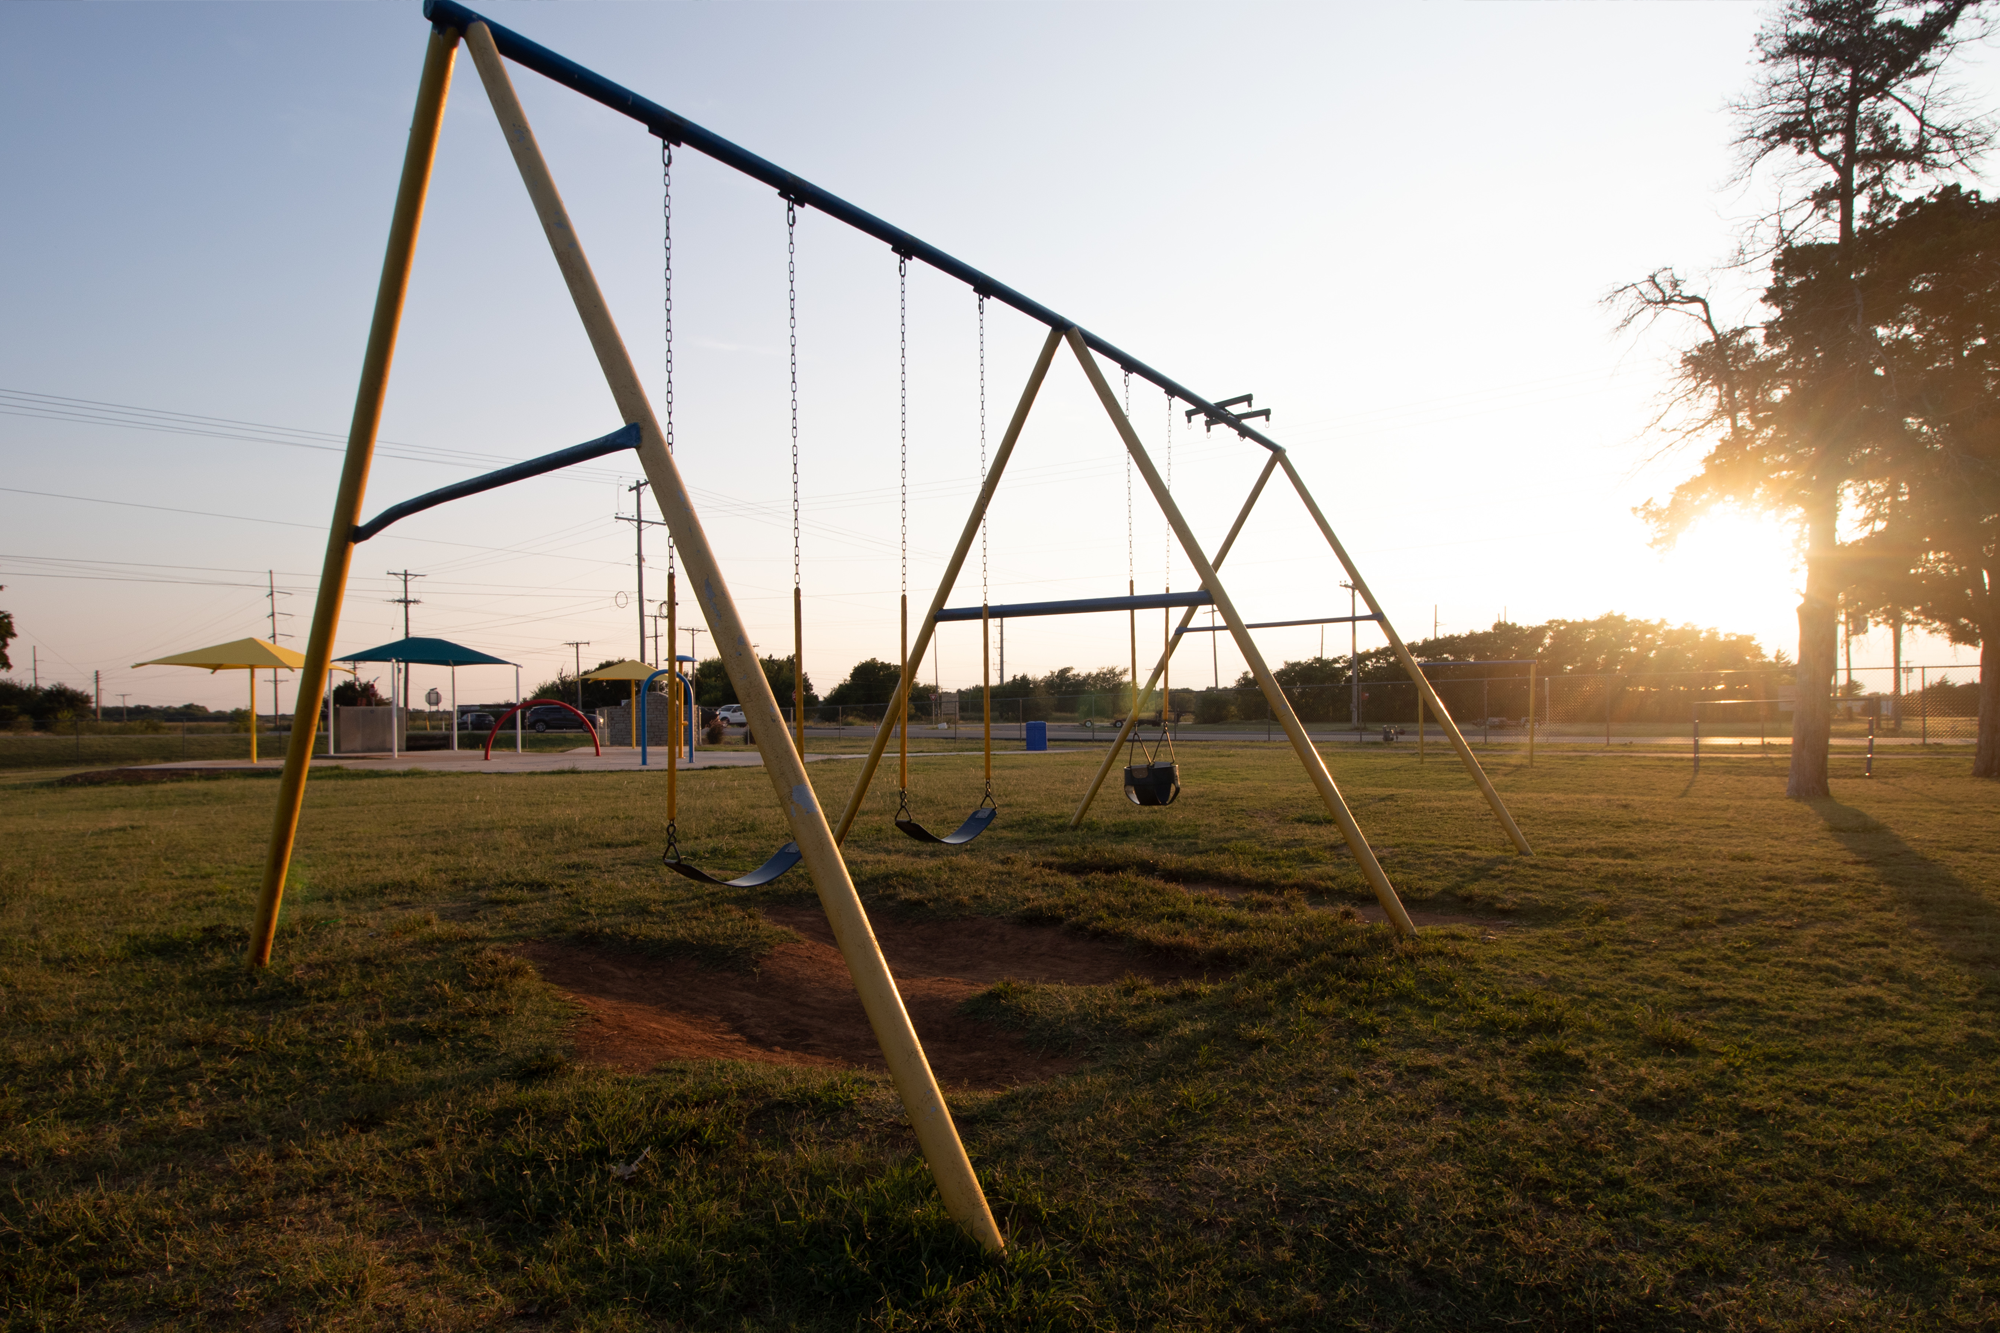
[584,658,657,681]
[134,637,306,672]
[338,636,514,667]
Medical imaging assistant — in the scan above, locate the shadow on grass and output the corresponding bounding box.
[1816,797,2000,991]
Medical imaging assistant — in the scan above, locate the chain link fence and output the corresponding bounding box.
[759,663,1982,749]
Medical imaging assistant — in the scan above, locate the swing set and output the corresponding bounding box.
[248,2,1531,1255]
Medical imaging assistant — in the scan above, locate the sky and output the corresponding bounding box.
[2,0,1991,715]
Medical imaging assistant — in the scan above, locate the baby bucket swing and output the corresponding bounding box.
[1121,378,1181,807]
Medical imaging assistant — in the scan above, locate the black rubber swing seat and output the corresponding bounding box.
[895,806,998,846]
[664,841,803,888]
[1124,760,1182,807]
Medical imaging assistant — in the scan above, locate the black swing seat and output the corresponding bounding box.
[664,841,802,888]
[895,805,998,846]
[1124,760,1182,807]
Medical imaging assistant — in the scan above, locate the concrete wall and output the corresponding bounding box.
[334,706,400,753]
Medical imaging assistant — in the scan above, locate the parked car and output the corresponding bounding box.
[715,704,747,726]
[459,711,496,732]
[525,704,589,733]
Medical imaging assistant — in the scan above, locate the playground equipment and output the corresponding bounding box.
[133,636,304,764]
[341,635,515,756]
[584,658,656,749]
[252,2,1535,1253]
[637,658,696,766]
[482,699,599,758]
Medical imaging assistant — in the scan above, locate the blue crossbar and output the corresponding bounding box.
[935,591,1213,623]
[352,423,641,543]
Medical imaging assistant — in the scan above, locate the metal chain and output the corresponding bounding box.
[789,202,799,595]
[899,256,907,599]
[661,141,675,581]
[1123,373,1132,587]
[1164,390,1173,594]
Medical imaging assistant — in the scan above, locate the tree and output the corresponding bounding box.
[0,587,13,672]
[825,658,934,712]
[1836,187,2000,772]
[531,660,631,712]
[691,655,819,710]
[332,677,386,707]
[1612,0,1990,798]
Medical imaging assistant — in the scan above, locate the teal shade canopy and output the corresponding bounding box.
[338,636,514,667]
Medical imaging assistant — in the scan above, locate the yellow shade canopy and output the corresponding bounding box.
[583,658,657,681]
[134,637,307,673]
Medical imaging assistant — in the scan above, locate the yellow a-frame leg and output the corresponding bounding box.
[461,23,1001,1252]
[253,24,461,967]
[1066,330,1418,937]
[1274,454,1532,855]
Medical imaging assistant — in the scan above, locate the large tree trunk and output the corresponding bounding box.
[1977,572,1998,779]
[1788,504,1839,798]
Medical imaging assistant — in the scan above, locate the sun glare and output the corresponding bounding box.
[1648,510,1801,651]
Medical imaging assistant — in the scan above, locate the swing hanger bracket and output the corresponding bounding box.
[1207,408,1269,432]
[1186,393,1254,420]
[1185,394,1270,432]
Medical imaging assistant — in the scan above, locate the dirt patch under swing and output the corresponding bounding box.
[524,905,1214,1089]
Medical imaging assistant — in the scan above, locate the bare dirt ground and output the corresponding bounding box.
[524,905,1208,1088]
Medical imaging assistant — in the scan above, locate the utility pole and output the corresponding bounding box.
[1207,606,1219,688]
[1341,581,1359,736]
[563,641,591,710]
[94,669,101,720]
[31,646,37,688]
[117,693,129,722]
[615,479,667,663]
[387,569,424,712]
[267,570,293,732]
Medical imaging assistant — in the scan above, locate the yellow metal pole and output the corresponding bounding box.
[667,570,677,818]
[1528,661,1536,766]
[1271,452,1532,855]
[249,25,459,968]
[1066,330,1416,937]
[982,604,992,785]
[464,24,1000,1252]
[1070,453,1277,828]
[899,594,908,793]
[832,326,1061,845]
[1128,581,1136,725]
[248,669,257,765]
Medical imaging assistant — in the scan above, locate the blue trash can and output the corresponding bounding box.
[1025,720,1048,752]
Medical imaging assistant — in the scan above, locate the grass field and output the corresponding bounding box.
[2,742,1997,1329]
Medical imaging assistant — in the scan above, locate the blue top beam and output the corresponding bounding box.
[420,0,1281,454]
[935,591,1213,623]
[352,423,640,543]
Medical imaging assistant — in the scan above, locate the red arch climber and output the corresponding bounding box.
[484,698,601,760]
